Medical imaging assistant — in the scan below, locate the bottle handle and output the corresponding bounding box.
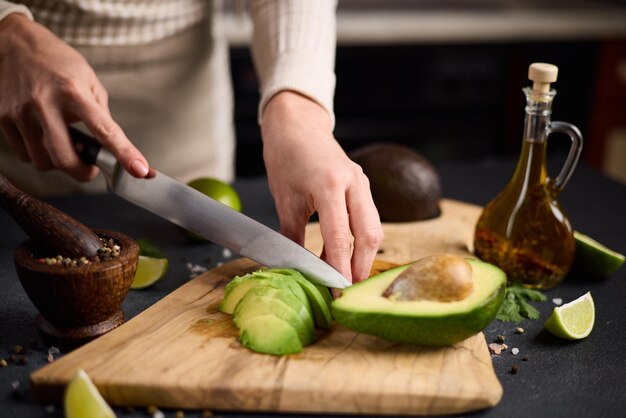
[548,121,583,192]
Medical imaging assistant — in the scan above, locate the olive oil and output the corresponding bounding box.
[474,63,583,289]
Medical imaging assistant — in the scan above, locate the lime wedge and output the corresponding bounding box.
[544,292,595,340]
[131,256,168,289]
[572,231,625,277]
[64,369,116,418]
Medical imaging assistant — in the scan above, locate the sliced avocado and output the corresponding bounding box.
[233,286,315,345]
[252,268,333,329]
[294,275,333,329]
[220,270,310,315]
[314,284,334,308]
[331,259,506,346]
[239,314,302,355]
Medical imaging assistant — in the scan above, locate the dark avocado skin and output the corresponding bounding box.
[350,143,442,222]
[331,283,506,346]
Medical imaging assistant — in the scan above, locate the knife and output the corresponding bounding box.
[69,127,350,289]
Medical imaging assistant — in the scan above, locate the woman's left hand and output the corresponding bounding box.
[261,91,383,283]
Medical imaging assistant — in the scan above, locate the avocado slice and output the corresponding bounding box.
[293,275,333,329]
[220,270,311,315]
[233,286,316,345]
[314,284,334,308]
[331,258,506,346]
[269,269,333,329]
[239,314,303,355]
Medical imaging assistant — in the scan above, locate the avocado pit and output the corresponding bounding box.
[383,254,474,302]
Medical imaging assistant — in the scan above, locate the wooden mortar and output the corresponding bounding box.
[14,229,139,350]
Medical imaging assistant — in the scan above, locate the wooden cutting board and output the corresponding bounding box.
[31,199,502,415]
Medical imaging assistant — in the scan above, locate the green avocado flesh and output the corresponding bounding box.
[233,286,315,345]
[289,273,333,329]
[220,270,310,315]
[239,315,303,355]
[254,269,332,329]
[315,284,334,307]
[220,268,334,355]
[331,258,506,346]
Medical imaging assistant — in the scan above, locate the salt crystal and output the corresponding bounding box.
[185,262,208,278]
[512,348,520,355]
[47,346,61,362]
[488,343,505,355]
[222,248,232,259]
[553,298,563,306]
[10,381,19,389]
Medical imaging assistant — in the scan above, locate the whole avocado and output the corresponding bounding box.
[350,143,442,221]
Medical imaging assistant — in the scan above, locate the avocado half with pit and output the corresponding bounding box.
[331,258,506,346]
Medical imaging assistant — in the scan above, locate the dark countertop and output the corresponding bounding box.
[1,158,625,418]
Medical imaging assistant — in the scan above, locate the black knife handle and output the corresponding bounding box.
[69,126,102,165]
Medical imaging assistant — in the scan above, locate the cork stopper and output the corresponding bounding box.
[528,63,558,93]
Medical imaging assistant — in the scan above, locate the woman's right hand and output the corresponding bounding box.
[0,14,149,181]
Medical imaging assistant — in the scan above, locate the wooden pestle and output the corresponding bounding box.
[0,173,102,259]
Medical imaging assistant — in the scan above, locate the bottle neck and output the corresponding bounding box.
[511,87,557,187]
[522,86,555,144]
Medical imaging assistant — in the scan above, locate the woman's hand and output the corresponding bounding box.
[0,14,149,180]
[261,91,383,283]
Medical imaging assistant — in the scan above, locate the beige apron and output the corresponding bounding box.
[0,14,235,197]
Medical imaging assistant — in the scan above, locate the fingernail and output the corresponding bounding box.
[130,160,149,177]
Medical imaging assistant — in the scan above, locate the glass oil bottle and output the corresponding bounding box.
[474,63,583,289]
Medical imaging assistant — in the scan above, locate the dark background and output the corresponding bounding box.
[231,41,599,177]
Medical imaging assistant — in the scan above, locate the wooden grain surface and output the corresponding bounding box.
[31,199,502,415]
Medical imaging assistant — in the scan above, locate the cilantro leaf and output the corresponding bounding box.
[496,282,546,323]
[518,299,541,320]
[514,286,548,302]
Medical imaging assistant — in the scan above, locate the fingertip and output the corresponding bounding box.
[129,159,150,178]
[84,165,100,181]
[74,165,100,182]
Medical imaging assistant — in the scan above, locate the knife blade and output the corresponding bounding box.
[69,127,350,289]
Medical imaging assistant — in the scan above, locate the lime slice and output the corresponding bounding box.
[544,292,595,340]
[64,369,116,418]
[572,231,625,277]
[131,256,168,289]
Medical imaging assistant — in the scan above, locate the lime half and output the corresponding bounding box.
[544,292,595,340]
[131,256,169,289]
[188,177,241,212]
[572,231,625,277]
[186,177,242,241]
[64,369,116,418]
